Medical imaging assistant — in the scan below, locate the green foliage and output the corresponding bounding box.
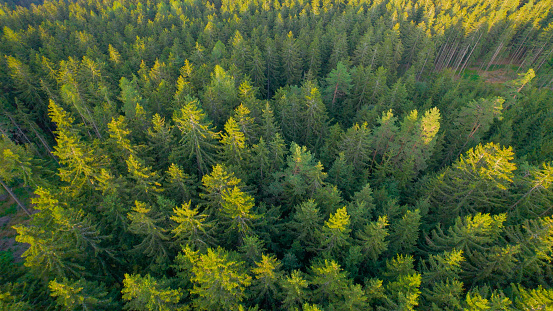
[427,143,517,224]
[172,97,220,176]
[2,0,553,309]
[183,247,251,310]
[49,278,114,310]
[171,201,212,249]
[127,201,170,266]
[357,216,389,261]
[271,143,327,207]
[122,274,181,311]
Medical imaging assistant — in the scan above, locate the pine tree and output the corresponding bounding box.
[420,250,465,310]
[250,46,267,93]
[356,216,389,261]
[15,187,105,279]
[301,81,328,149]
[121,274,181,311]
[444,97,504,165]
[339,122,372,174]
[323,61,352,120]
[0,135,34,215]
[387,209,422,255]
[510,163,553,220]
[172,97,220,176]
[309,260,351,306]
[220,117,248,167]
[147,114,174,171]
[260,102,280,140]
[183,246,252,310]
[288,200,324,254]
[49,278,114,310]
[233,104,258,144]
[49,100,101,192]
[231,30,252,75]
[279,270,309,310]
[220,186,259,237]
[201,65,239,127]
[513,285,553,310]
[164,163,195,205]
[320,206,351,258]
[171,201,213,250]
[427,143,516,224]
[271,143,327,207]
[107,115,135,158]
[427,213,506,254]
[383,255,422,311]
[126,154,163,197]
[328,152,357,198]
[127,201,170,267]
[250,254,282,308]
[280,31,302,86]
[200,164,241,215]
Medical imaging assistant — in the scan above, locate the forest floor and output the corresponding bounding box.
[465,61,520,84]
[0,191,32,262]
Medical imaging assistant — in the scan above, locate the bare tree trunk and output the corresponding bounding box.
[444,40,459,70]
[434,36,450,71]
[485,41,504,71]
[452,45,468,75]
[459,31,483,76]
[5,114,32,145]
[417,49,431,80]
[536,46,553,72]
[28,122,59,165]
[0,179,31,216]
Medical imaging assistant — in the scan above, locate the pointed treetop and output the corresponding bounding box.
[325,206,350,232]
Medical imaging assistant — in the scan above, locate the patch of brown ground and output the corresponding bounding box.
[0,196,32,262]
[477,68,518,84]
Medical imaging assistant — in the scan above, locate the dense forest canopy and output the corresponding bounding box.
[1,0,553,309]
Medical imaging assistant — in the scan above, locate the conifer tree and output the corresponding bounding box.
[387,209,422,255]
[147,114,174,171]
[49,100,100,192]
[202,65,239,127]
[172,97,220,176]
[220,186,259,238]
[220,117,248,167]
[250,254,282,308]
[164,163,195,205]
[271,143,327,207]
[301,81,329,150]
[383,255,422,311]
[233,104,258,144]
[280,31,302,86]
[15,187,105,279]
[280,270,309,310]
[127,201,170,267]
[183,246,252,310]
[171,201,213,250]
[126,154,163,197]
[320,206,351,258]
[339,122,372,174]
[309,260,351,306]
[122,274,181,311]
[0,135,34,215]
[356,216,389,261]
[107,115,135,158]
[323,61,352,120]
[200,164,241,215]
[427,143,516,224]
[49,278,114,310]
